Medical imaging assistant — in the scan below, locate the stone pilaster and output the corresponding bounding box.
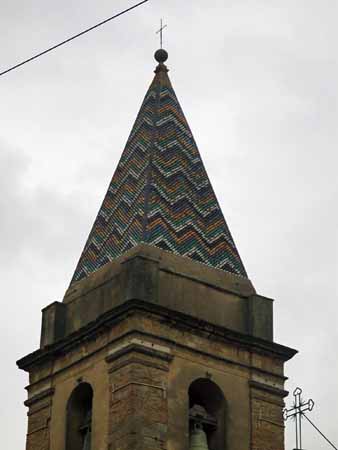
[25,387,54,450]
[106,339,172,450]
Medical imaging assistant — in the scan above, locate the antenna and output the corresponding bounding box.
[156,19,167,49]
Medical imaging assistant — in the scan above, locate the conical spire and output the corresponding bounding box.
[71,51,247,284]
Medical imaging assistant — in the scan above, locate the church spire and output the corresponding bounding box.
[71,50,247,284]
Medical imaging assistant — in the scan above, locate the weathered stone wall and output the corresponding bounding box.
[107,344,170,450]
[19,247,295,450]
[25,388,54,450]
[56,245,268,342]
[250,384,286,450]
[20,305,294,450]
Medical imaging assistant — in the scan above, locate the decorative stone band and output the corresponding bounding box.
[105,337,173,364]
[24,387,55,408]
[18,299,297,374]
[249,380,289,399]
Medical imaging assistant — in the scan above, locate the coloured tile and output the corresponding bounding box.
[71,58,247,284]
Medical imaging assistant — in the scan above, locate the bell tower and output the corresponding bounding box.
[17,50,296,450]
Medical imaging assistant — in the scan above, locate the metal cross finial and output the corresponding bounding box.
[156,19,167,49]
[284,387,315,450]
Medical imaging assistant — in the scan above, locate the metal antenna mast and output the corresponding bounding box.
[284,387,314,449]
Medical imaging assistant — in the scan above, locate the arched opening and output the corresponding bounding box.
[66,382,93,450]
[188,378,226,450]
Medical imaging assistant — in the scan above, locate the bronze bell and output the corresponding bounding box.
[189,423,209,450]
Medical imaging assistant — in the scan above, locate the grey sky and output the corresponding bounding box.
[1,1,337,448]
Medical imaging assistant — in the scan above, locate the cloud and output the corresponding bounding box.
[0,139,88,269]
[1,1,337,449]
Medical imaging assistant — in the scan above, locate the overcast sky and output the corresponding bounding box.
[1,1,337,448]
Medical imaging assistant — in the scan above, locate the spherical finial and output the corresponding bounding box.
[154,49,168,63]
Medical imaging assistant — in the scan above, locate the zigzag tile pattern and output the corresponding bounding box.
[71,62,247,284]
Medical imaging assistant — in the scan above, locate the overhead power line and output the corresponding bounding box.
[0,0,149,78]
[303,413,338,450]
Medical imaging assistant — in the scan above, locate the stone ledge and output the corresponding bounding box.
[249,380,288,398]
[38,245,276,347]
[18,299,297,375]
[108,356,170,374]
[24,387,55,407]
[106,342,173,364]
[64,244,255,304]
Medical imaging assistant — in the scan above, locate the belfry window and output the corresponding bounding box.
[188,378,225,450]
[66,383,93,450]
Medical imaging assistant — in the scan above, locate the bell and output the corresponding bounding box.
[189,423,209,450]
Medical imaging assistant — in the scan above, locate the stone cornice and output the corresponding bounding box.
[249,380,289,398]
[24,387,55,407]
[17,299,297,372]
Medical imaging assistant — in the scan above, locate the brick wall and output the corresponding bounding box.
[251,385,285,450]
[25,388,54,450]
[107,345,171,450]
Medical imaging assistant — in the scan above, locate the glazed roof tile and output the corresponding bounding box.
[71,53,247,284]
